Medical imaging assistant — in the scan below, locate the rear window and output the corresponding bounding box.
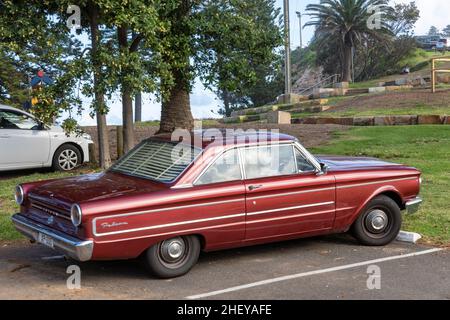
[111,140,201,183]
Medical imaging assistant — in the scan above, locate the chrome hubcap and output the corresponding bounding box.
[160,237,186,264]
[58,149,78,171]
[365,209,389,233]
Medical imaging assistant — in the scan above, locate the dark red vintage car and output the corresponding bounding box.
[12,131,422,278]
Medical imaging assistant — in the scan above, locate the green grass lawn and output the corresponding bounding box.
[0,167,98,241]
[310,125,450,245]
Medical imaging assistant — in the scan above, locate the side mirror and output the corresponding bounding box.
[316,163,329,176]
[37,122,47,130]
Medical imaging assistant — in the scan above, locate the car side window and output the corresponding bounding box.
[294,147,316,172]
[242,144,296,179]
[0,110,40,130]
[195,149,242,185]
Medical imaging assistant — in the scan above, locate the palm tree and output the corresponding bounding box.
[306,0,392,82]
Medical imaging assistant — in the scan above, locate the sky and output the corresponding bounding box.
[72,0,450,126]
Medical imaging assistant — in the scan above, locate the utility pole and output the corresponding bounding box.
[296,11,302,49]
[283,0,291,94]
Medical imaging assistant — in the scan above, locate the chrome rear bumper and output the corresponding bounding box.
[11,214,93,262]
[405,197,423,215]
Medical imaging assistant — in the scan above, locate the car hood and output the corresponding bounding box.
[316,155,403,171]
[29,171,166,206]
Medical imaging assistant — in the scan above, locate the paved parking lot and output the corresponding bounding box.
[0,235,448,300]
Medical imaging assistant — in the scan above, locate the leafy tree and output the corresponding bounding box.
[428,26,440,36]
[197,0,283,117]
[156,0,283,132]
[306,0,392,82]
[443,25,450,37]
[387,2,420,36]
[0,1,84,129]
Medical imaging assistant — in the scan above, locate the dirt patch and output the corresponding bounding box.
[331,88,450,112]
[83,124,349,161]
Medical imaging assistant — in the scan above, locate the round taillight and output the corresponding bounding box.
[71,204,83,227]
[15,185,24,205]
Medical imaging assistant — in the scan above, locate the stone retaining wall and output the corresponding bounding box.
[291,115,450,126]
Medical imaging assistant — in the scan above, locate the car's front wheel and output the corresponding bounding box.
[143,235,201,278]
[52,144,82,171]
[351,195,402,246]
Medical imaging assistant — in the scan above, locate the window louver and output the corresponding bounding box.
[111,140,201,183]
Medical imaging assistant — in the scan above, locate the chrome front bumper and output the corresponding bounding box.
[11,214,93,262]
[405,197,423,215]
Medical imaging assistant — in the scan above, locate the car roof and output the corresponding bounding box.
[152,129,297,150]
[0,104,34,117]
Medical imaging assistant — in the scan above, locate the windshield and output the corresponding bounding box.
[110,140,201,183]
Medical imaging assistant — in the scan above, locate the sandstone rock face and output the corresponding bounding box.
[394,116,417,125]
[369,87,386,93]
[353,117,374,126]
[276,93,306,105]
[334,82,349,89]
[418,115,444,125]
[443,116,450,125]
[267,111,291,124]
[374,116,395,126]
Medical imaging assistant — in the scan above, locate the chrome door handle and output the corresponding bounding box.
[248,185,263,191]
[0,135,10,139]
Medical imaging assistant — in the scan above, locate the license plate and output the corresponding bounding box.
[38,233,54,249]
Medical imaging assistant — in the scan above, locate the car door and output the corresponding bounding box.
[0,109,50,169]
[242,143,336,241]
[191,148,246,248]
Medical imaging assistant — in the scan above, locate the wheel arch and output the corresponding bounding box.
[54,142,84,163]
[350,186,405,226]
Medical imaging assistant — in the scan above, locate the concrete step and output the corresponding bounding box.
[230,99,329,117]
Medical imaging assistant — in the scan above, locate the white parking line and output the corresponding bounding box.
[186,248,443,300]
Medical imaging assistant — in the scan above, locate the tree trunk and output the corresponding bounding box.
[159,72,194,134]
[121,86,134,152]
[117,26,135,153]
[135,92,142,122]
[343,44,353,82]
[88,2,111,169]
[223,89,231,117]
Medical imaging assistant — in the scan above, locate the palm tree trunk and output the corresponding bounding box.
[343,45,353,82]
[88,2,111,169]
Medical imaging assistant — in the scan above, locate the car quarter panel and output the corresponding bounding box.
[332,170,421,231]
[84,181,246,260]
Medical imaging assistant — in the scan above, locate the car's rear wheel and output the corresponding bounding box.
[351,195,402,246]
[52,144,82,171]
[143,235,200,278]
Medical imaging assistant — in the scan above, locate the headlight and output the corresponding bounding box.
[15,185,24,205]
[82,133,92,141]
[71,204,83,227]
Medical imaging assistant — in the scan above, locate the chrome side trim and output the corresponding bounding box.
[247,201,335,217]
[246,209,334,224]
[336,177,417,190]
[247,187,335,201]
[11,214,93,262]
[94,213,246,237]
[405,197,422,215]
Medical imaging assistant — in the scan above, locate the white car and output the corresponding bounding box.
[0,105,93,172]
